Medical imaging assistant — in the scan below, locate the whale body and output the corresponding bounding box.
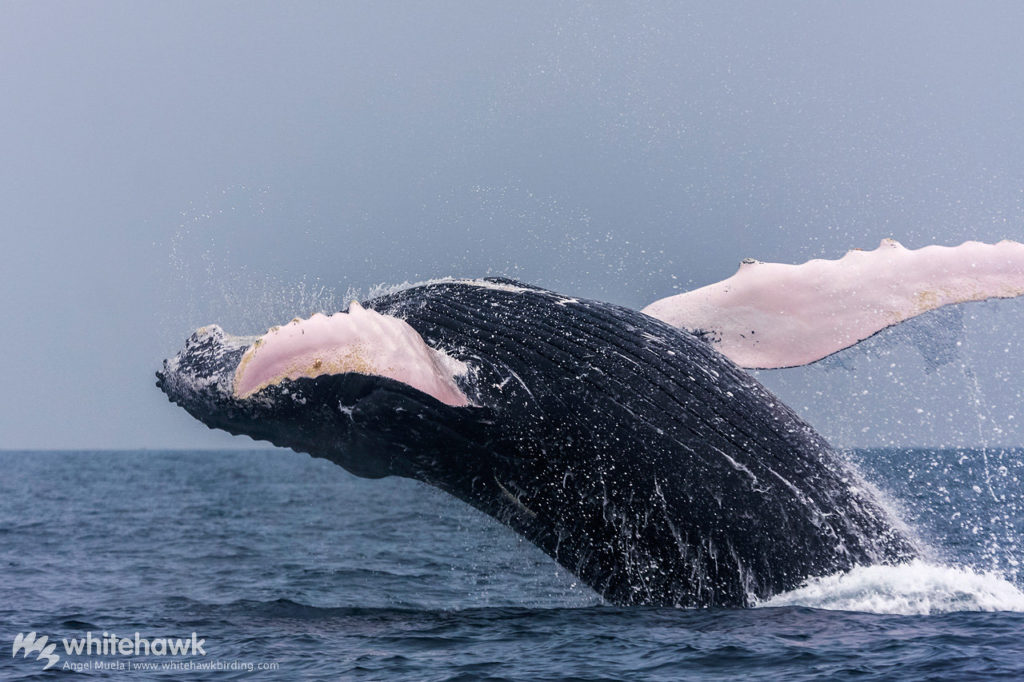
[158,278,918,607]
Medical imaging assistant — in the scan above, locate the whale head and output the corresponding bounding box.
[156,304,480,479]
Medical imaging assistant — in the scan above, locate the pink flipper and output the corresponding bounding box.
[641,239,1024,369]
[233,301,470,406]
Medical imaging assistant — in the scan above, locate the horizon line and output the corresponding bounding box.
[1,445,1023,453]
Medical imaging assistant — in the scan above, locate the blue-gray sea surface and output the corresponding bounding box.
[2,448,1022,680]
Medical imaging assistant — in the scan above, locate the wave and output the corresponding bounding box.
[758,560,1024,615]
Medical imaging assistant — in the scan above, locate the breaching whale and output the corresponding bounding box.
[157,239,1024,607]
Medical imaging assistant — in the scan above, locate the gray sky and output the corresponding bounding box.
[2,1,1023,449]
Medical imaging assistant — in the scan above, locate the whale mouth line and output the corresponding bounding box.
[229,302,473,407]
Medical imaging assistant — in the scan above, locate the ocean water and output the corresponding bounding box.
[2,448,1022,680]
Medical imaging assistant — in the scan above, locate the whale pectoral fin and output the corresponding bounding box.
[641,239,1024,369]
[233,301,473,407]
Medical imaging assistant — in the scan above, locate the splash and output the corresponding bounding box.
[758,560,1024,614]
[163,185,358,342]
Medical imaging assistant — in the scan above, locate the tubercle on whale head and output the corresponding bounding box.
[155,324,255,407]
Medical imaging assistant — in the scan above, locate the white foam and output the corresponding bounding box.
[758,560,1024,614]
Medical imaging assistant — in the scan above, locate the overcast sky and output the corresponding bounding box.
[2,1,1023,449]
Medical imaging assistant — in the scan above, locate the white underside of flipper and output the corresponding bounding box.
[642,239,1024,369]
[233,302,470,406]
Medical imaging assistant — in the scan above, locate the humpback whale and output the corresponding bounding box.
[156,239,1024,607]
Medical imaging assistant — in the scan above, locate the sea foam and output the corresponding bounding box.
[758,560,1024,615]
